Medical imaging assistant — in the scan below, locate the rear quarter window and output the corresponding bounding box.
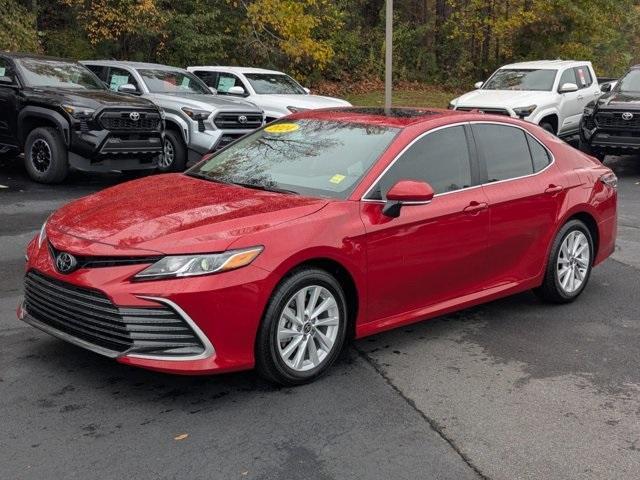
[472,124,534,181]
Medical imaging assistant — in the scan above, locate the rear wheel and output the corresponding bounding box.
[256,268,347,386]
[535,220,594,304]
[158,130,186,172]
[24,127,69,184]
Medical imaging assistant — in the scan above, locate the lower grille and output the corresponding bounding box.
[595,111,640,129]
[215,133,245,150]
[99,110,161,131]
[214,112,263,130]
[24,271,204,357]
[456,107,511,116]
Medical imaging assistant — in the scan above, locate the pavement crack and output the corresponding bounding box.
[355,346,491,480]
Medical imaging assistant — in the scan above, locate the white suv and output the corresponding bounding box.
[449,60,602,137]
[187,66,351,122]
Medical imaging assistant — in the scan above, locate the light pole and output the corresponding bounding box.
[384,0,393,112]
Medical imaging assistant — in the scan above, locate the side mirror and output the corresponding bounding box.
[474,81,484,89]
[600,82,612,93]
[209,87,218,94]
[227,86,246,96]
[118,83,139,94]
[382,180,434,218]
[559,82,578,94]
[0,75,16,86]
[303,87,311,94]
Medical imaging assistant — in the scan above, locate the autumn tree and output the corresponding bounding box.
[0,0,41,53]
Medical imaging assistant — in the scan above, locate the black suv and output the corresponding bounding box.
[579,66,640,160]
[0,53,164,183]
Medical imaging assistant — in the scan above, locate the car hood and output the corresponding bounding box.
[452,89,549,109]
[150,93,262,113]
[257,94,351,111]
[596,90,640,110]
[48,174,328,255]
[29,87,157,110]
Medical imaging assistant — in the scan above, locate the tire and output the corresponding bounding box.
[534,220,594,304]
[578,137,606,162]
[24,127,69,184]
[158,130,186,172]
[256,268,348,386]
[540,122,555,134]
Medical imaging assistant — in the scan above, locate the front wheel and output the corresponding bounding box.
[24,127,69,184]
[158,130,186,172]
[540,122,556,135]
[256,268,347,386]
[535,220,594,304]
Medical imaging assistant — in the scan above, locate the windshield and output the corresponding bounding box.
[138,69,210,94]
[617,69,640,92]
[244,73,306,95]
[16,58,105,90]
[187,119,399,199]
[483,69,557,91]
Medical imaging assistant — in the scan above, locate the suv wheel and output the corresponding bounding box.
[158,130,186,172]
[256,268,348,386]
[578,137,606,162]
[540,121,556,134]
[24,127,69,184]
[535,219,594,304]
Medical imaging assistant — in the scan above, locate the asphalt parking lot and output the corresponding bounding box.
[1,154,639,480]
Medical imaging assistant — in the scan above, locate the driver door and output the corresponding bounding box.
[360,124,490,327]
[557,67,582,135]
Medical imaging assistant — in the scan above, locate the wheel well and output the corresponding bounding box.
[20,116,59,147]
[568,212,599,260]
[289,258,359,340]
[164,120,187,145]
[539,114,558,134]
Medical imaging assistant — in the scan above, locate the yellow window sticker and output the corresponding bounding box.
[329,174,346,184]
[264,123,300,134]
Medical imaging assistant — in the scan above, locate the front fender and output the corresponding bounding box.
[531,107,559,126]
[163,112,190,145]
[18,106,70,147]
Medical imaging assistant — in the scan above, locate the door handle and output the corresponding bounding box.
[545,184,564,194]
[463,201,488,214]
[577,95,584,100]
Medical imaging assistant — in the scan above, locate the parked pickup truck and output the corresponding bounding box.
[82,61,265,171]
[449,60,603,138]
[578,66,640,160]
[0,53,164,183]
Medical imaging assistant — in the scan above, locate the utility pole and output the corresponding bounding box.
[384,0,393,112]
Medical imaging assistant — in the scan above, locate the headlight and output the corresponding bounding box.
[448,102,455,110]
[286,106,309,113]
[133,246,263,281]
[62,104,96,118]
[159,109,166,120]
[181,107,212,121]
[513,105,537,118]
[38,218,48,248]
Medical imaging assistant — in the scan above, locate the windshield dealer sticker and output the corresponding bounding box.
[264,123,300,134]
[329,174,346,184]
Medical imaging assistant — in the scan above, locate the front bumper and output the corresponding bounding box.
[19,234,274,375]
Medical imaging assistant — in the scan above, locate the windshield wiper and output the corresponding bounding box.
[232,181,299,195]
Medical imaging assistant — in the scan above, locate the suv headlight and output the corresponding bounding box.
[181,107,212,121]
[286,106,309,113]
[62,104,96,118]
[513,105,537,118]
[133,246,263,281]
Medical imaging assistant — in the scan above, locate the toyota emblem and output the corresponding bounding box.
[129,112,141,121]
[238,115,248,124]
[55,252,78,274]
[622,112,634,121]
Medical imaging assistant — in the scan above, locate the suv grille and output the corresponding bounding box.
[456,107,511,116]
[595,111,640,129]
[24,271,204,356]
[99,110,161,131]
[214,112,263,130]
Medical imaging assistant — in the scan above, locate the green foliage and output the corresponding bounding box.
[0,0,41,53]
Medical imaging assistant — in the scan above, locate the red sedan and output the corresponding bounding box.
[19,108,617,385]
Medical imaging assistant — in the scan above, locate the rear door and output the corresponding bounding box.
[472,122,563,286]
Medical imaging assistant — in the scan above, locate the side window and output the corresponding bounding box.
[86,65,108,82]
[106,67,139,92]
[574,66,593,89]
[192,70,218,88]
[526,133,551,172]
[472,124,533,181]
[371,126,472,199]
[0,57,17,84]
[216,73,245,94]
[558,68,577,89]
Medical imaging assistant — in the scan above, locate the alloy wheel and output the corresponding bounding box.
[31,139,52,173]
[556,230,590,294]
[276,285,341,372]
[159,141,174,169]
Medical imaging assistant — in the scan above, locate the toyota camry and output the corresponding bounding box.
[19,107,618,385]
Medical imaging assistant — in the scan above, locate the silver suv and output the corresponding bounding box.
[82,61,264,171]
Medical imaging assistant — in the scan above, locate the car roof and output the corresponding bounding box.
[81,60,189,72]
[499,59,590,70]
[1,52,78,63]
[189,66,284,75]
[287,107,479,128]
